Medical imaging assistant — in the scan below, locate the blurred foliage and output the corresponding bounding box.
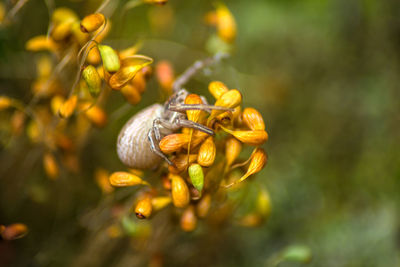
[1,0,400,266]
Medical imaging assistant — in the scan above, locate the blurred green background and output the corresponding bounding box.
[1,0,400,266]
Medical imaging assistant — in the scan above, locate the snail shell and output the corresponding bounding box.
[117,104,164,169]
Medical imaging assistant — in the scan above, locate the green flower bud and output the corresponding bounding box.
[98,44,120,73]
[188,164,204,192]
[82,65,101,97]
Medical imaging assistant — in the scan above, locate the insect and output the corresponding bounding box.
[117,89,231,169]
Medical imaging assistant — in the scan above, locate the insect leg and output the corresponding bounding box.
[174,118,215,136]
[148,129,173,165]
[168,103,234,113]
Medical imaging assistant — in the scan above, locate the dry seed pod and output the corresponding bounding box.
[85,106,107,128]
[151,196,171,211]
[220,126,268,146]
[43,152,59,180]
[80,13,105,33]
[216,3,237,43]
[225,137,242,167]
[135,197,152,219]
[209,81,229,100]
[108,56,153,90]
[170,174,190,208]
[188,164,204,192]
[159,134,190,154]
[98,44,120,73]
[95,168,114,194]
[196,194,211,218]
[109,171,149,187]
[121,84,142,105]
[225,148,267,188]
[180,206,197,232]
[197,137,216,167]
[25,36,57,52]
[169,154,197,174]
[1,223,28,240]
[0,96,12,110]
[242,107,265,131]
[58,95,77,118]
[82,65,102,97]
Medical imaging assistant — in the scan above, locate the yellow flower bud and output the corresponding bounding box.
[120,84,142,105]
[135,196,152,219]
[0,96,12,110]
[188,164,204,192]
[220,125,268,146]
[85,105,107,128]
[225,148,267,188]
[95,168,114,194]
[210,89,242,119]
[87,44,101,65]
[43,152,59,180]
[196,194,211,218]
[80,13,105,33]
[197,136,216,167]
[170,174,190,208]
[82,65,102,97]
[159,133,190,154]
[180,206,197,232]
[51,21,73,41]
[225,137,242,167]
[216,3,236,43]
[58,95,77,118]
[151,196,171,211]
[108,55,153,90]
[257,188,271,218]
[185,94,204,123]
[242,107,265,131]
[52,7,78,25]
[50,95,64,115]
[169,154,197,174]
[109,171,149,187]
[208,81,229,100]
[1,223,28,240]
[98,44,120,73]
[26,35,57,52]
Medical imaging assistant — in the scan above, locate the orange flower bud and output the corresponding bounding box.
[225,137,242,167]
[169,154,197,174]
[80,13,105,33]
[0,225,4,235]
[25,36,57,52]
[43,152,59,180]
[208,81,229,100]
[108,56,153,90]
[0,96,12,110]
[170,174,190,208]
[204,11,217,26]
[109,171,149,187]
[216,3,237,43]
[1,223,28,240]
[185,94,204,123]
[143,0,168,6]
[190,130,209,148]
[58,95,77,118]
[87,44,101,65]
[82,65,102,97]
[197,136,216,167]
[135,196,152,219]
[85,105,107,128]
[156,60,174,93]
[120,84,142,105]
[210,89,242,119]
[225,148,267,188]
[180,206,197,232]
[130,72,147,93]
[238,213,262,227]
[220,125,268,146]
[159,133,190,154]
[196,194,211,218]
[242,107,265,131]
[151,196,171,211]
[50,95,64,115]
[95,168,114,194]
